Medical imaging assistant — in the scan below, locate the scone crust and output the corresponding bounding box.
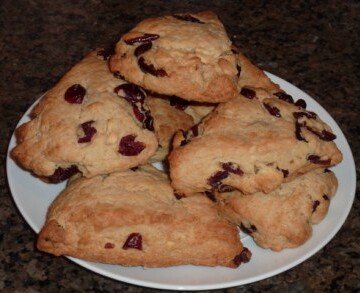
[217,169,338,251]
[169,88,342,196]
[37,166,244,268]
[236,50,281,92]
[110,11,238,103]
[11,50,158,178]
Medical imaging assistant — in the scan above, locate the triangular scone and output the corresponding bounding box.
[147,95,194,161]
[235,49,281,92]
[109,11,238,103]
[37,166,250,268]
[11,50,158,181]
[217,169,338,251]
[169,88,342,196]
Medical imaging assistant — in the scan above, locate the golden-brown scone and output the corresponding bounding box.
[11,50,158,182]
[109,11,238,103]
[176,49,282,124]
[147,95,194,161]
[37,165,250,268]
[235,49,281,92]
[217,169,338,251]
[169,88,342,196]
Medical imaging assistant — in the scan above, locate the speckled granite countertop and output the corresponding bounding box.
[1,0,359,291]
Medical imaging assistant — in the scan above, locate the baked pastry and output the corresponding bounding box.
[169,87,342,196]
[217,169,338,251]
[147,95,194,161]
[181,48,283,123]
[109,11,238,103]
[235,48,281,92]
[37,165,250,268]
[175,49,282,123]
[11,50,158,181]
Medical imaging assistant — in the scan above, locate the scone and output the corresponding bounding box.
[169,88,342,196]
[37,165,250,268]
[147,95,194,161]
[155,48,283,125]
[234,48,281,92]
[217,169,338,251]
[109,11,238,103]
[11,50,158,181]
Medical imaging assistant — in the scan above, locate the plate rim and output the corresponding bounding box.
[6,72,356,291]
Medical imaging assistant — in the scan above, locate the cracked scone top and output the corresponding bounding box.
[109,11,238,103]
[11,50,158,181]
[169,88,342,196]
[217,169,338,251]
[37,165,250,268]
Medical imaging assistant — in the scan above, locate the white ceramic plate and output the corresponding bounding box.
[6,73,356,291]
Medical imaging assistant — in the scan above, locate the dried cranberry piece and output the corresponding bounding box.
[307,111,317,118]
[119,135,145,156]
[114,83,154,131]
[222,162,243,175]
[208,171,229,188]
[295,99,307,109]
[169,96,189,111]
[312,200,320,213]
[306,127,336,141]
[295,121,308,142]
[134,42,152,57]
[277,167,289,178]
[180,125,199,146]
[240,88,256,99]
[240,223,257,234]
[274,92,294,104]
[205,190,216,202]
[48,165,79,183]
[64,84,86,104]
[307,155,331,165]
[236,65,241,77]
[173,14,204,23]
[264,103,281,117]
[217,184,235,193]
[293,111,316,119]
[130,166,139,171]
[174,193,184,200]
[134,106,154,131]
[114,83,146,104]
[104,242,115,249]
[233,247,252,266]
[78,120,97,143]
[124,33,159,45]
[323,194,330,200]
[132,106,145,122]
[138,57,168,77]
[190,124,199,137]
[122,233,142,250]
